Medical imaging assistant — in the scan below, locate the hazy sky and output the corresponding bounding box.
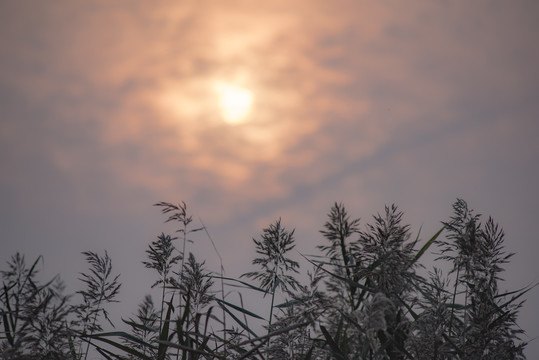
[1,1,538,356]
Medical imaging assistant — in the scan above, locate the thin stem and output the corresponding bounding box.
[220,267,227,359]
[198,217,228,358]
[175,222,188,360]
[448,266,460,337]
[83,296,102,360]
[266,272,278,360]
[268,284,276,330]
[339,235,355,310]
[159,272,166,333]
[178,221,188,310]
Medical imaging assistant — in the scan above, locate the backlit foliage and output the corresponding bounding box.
[0,199,532,359]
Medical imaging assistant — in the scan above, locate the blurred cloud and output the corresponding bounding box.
[1,0,539,356]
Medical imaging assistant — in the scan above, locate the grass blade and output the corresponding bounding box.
[215,298,264,320]
[217,301,258,338]
[211,276,268,294]
[158,295,174,360]
[413,226,444,263]
[320,325,346,360]
[82,333,154,360]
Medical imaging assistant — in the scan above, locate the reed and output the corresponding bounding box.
[0,199,532,359]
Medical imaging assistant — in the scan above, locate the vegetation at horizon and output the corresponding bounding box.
[0,199,534,359]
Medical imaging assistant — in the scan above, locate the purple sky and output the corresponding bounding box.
[1,1,538,356]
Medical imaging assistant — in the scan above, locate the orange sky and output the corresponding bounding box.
[1,1,539,356]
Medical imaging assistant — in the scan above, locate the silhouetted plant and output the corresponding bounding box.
[0,254,75,359]
[242,219,300,321]
[1,199,532,360]
[268,268,327,359]
[316,205,411,358]
[76,250,121,360]
[143,232,182,333]
[168,252,215,360]
[408,268,454,359]
[1,253,41,357]
[437,199,528,359]
[154,203,204,333]
[179,253,214,317]
[154,202,203,291]
[24,278,73,358]
[357,205,418,301]
[242,218,300,357]
[318,202,361,311]
[123,294,159,359]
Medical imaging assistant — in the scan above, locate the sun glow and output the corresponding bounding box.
[215,83,253,124]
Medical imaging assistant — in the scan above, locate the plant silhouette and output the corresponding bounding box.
[0,199,533,359]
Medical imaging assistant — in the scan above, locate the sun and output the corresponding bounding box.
[215,83,254,124]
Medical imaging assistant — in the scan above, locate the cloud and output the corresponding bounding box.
[1,1,539,355]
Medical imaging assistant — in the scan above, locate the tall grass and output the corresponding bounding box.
[77,251,121,360]
[0,199,533,359]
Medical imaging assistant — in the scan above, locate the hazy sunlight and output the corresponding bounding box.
[215,83,253,124]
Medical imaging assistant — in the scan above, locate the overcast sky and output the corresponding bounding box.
[1,1,538,356]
